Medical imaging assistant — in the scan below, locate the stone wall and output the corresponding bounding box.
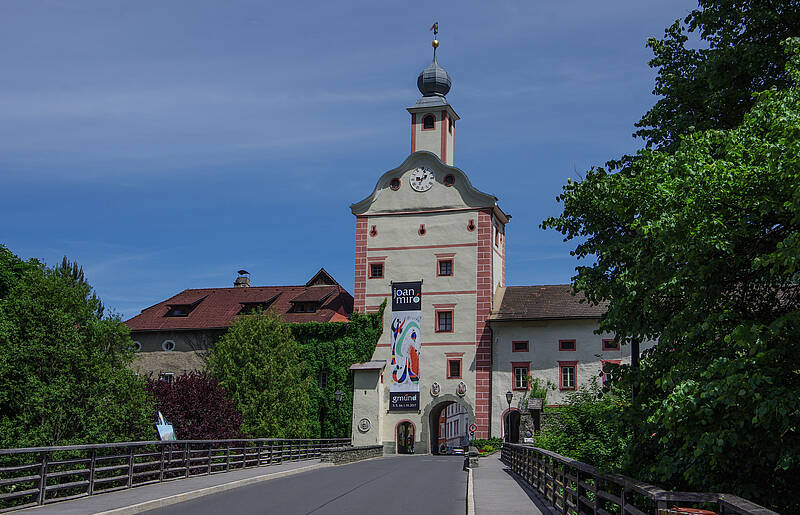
[321,445,383,464]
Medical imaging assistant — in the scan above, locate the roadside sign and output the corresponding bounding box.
[469,423,477,434]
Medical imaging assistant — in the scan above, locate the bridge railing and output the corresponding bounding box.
[501,443,777,515]
[0,438,350,512]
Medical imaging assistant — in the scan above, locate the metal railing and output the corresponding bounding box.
[0,438,349,512]
[501,443,777,515]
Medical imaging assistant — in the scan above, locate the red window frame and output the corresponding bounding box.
[368,262,383,279]
[559,361,577,391]
[602,338,620,351]
[559,339,577,352]
[512,340,529,353]
[601,359,621,387]
[437,258,454,277]
[446,358,462,379]
[511,361,530,391]
[435,310,454,333]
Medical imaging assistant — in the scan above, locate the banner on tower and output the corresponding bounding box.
[389,281,422,411]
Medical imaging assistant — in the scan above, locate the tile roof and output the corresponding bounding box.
[126,281,353,332]
[489,285,607,321]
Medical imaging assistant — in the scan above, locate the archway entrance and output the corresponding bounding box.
[396,421,415,454]
[428,400,470,455]
[503,410,521,443]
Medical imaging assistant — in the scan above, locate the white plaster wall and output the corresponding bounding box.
[414,112,442,161]
[490,319,650,437]
[491,219,505,295]
[351,369,384,446]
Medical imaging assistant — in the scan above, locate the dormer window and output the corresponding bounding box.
[294,302,316,313]
[422,114,435,130]
[239,295,280,315]
[164,296,205,317]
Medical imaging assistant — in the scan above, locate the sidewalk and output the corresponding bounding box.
[19,459,330,515]
[472,455,552,515]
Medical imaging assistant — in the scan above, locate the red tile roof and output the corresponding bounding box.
[489,285,607,321]
[126,281,353,332]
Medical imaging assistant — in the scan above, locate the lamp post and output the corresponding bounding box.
[506,390,513,409]
[334,389,344,438]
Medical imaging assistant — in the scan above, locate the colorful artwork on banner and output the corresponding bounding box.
[390,281,422,410]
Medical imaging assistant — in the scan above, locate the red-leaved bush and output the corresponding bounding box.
[147,372,244,440]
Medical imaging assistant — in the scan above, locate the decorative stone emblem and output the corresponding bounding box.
[357,418,371,433]
[456,381,467,397]
[430,382,440,397]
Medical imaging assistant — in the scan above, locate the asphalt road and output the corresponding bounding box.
[148,455,467,515]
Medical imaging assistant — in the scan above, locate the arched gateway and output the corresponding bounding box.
[422,395,475,455]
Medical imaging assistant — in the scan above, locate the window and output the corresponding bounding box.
[296,303,305,312]
[559,361,577,390]
[438,259,453,277]
[133,341,142,352]
[512,341,529,353]
[318,370,328,389]
[389,178,401,190]
[422,114,435,130]
[559,339,576,351]
[601,360,621,387]
[443,174,455,186]
[166,305,192,317]
[305,302,316,313]
[159,372,175,384]
[448,117,454,133]
[369,263,383,279]
[602,339,620,351]
[436,310,453,332]
[512,362,529,391]
[447,358,461,379]
[161,340,175,352]
[239,301,272,315]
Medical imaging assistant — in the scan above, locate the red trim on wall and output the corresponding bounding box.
[434,252,456,257]
[474,209,493,438]
[410,113,416,153]
[367,255,387,262]
[601,359,621,386]
[366,207,480,217]
[435,309,454,333]
[511,361,530,391]
[368,242,477,252]
[512,340,529,353]
[559,339,577,351]
[365,290,476,297]
[446,357,462,379]
[437,257,454,277]
[602,339,620,351]
[432,303,456,308]
[354,216,368,313]
[445,351,465,357]
[421,113,436,131]
[558,360,578,391]
[441,110,447,163]
[421,341,475,346]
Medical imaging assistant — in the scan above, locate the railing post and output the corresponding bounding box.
[257,441,263,467]
[225,442,231,471]
[184,442,190,478]
[37,451,48,505]
[207,443,213,474]
[159,444,165,482]
[127,445,135,488]
[88,448,97,496]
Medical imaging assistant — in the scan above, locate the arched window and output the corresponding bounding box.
[422,114,435,130]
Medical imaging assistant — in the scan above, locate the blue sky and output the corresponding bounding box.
[0,1,698,319]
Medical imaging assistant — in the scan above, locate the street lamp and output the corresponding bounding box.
[334,390,344,438]
[506,390,513,409]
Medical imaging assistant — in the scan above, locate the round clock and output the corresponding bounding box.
[409,167,435,192]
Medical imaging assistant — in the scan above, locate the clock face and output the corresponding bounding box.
[409,167,435,192]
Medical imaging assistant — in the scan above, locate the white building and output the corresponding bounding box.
[349,35,646,453]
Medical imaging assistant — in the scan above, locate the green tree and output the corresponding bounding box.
[208,310,311,438]
[535,382,631,472]
[635,0,800,151]
[0,247,153,447]
[542,41,800,511]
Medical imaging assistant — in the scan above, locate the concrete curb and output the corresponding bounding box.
[466,468,475,515]
[94,462,332,515]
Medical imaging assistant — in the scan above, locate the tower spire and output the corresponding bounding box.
[430,21,439,61]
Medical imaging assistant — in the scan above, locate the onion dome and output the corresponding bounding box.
[417,57,452,97]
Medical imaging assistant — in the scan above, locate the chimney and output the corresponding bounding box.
[234,270,250,288]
